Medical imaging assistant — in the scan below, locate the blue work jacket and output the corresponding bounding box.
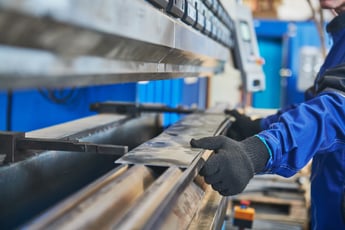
[257,13,345,229]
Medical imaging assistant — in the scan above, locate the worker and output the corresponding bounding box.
[190,0,345,229]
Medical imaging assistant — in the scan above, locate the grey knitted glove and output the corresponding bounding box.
[224,110,262,141]
[190,135,269,196]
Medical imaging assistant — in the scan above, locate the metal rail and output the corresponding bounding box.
[26,165,158,230]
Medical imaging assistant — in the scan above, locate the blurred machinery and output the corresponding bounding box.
[0,0,265,229]
[253,19,327,108]
[233,200,255,229]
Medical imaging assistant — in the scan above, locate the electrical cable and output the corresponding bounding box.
[306,0,327,58]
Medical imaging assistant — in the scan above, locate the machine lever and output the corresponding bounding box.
[0,131,128,164]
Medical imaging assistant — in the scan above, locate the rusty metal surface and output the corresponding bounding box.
[114,167,184,230]
[162,180,205,229]
[188,185,228,230]
[116,112,229,167]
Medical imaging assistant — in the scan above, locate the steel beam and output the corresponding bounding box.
[0,0,230,89]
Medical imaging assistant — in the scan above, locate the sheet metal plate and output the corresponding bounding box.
[116,113,228,168]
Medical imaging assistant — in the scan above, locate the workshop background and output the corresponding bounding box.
[0,0,331,229]
[0,0,329,132]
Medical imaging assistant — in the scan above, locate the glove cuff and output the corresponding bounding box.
[252,118,262,133]
[241,136,269,173]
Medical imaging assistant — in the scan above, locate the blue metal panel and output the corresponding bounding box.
[254,20,326,107]
[8,84,136,132]
[0,91,7,130]
[197,77,208,108]
[169,79,183,126]
[253,20,288,108]
[137,77,207,127]
[138,80,170,126]
[137,81,148,103]
[162,80,173,125]
[284,21,323,105]
[255,20,289,38]
[182,78,201,106]
[146,81,155,103]
[253,38,283,108]
[181,77,207,120]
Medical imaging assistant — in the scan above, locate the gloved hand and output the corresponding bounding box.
[224,110,262,141]
[190,135,269,196]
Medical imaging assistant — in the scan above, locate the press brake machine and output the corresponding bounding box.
[0,0,265,229]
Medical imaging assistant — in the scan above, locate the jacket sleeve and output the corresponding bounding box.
[257,92,345,177]
[260,103,299,130]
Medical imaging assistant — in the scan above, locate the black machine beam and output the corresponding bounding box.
[0,131,128,164]
[90,102,202,117]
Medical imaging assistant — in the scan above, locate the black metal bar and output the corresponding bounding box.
[90,102,200,116]
[16,138,128,156]
[138,104,197,114]
[0,131,128,163]
[0,132,24,163]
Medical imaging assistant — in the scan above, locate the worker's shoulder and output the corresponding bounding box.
[318,88,345,99]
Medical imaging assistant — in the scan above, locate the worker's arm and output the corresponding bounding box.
[226,103,300,141]
[260,103,299,129]
[191,91,345,196]
[259,91,345,177]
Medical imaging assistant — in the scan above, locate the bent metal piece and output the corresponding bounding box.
[116,112,230,167]
[23,110,230,230]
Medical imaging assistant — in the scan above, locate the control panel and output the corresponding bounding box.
[147,0,234,49]
[232,4,266,92]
